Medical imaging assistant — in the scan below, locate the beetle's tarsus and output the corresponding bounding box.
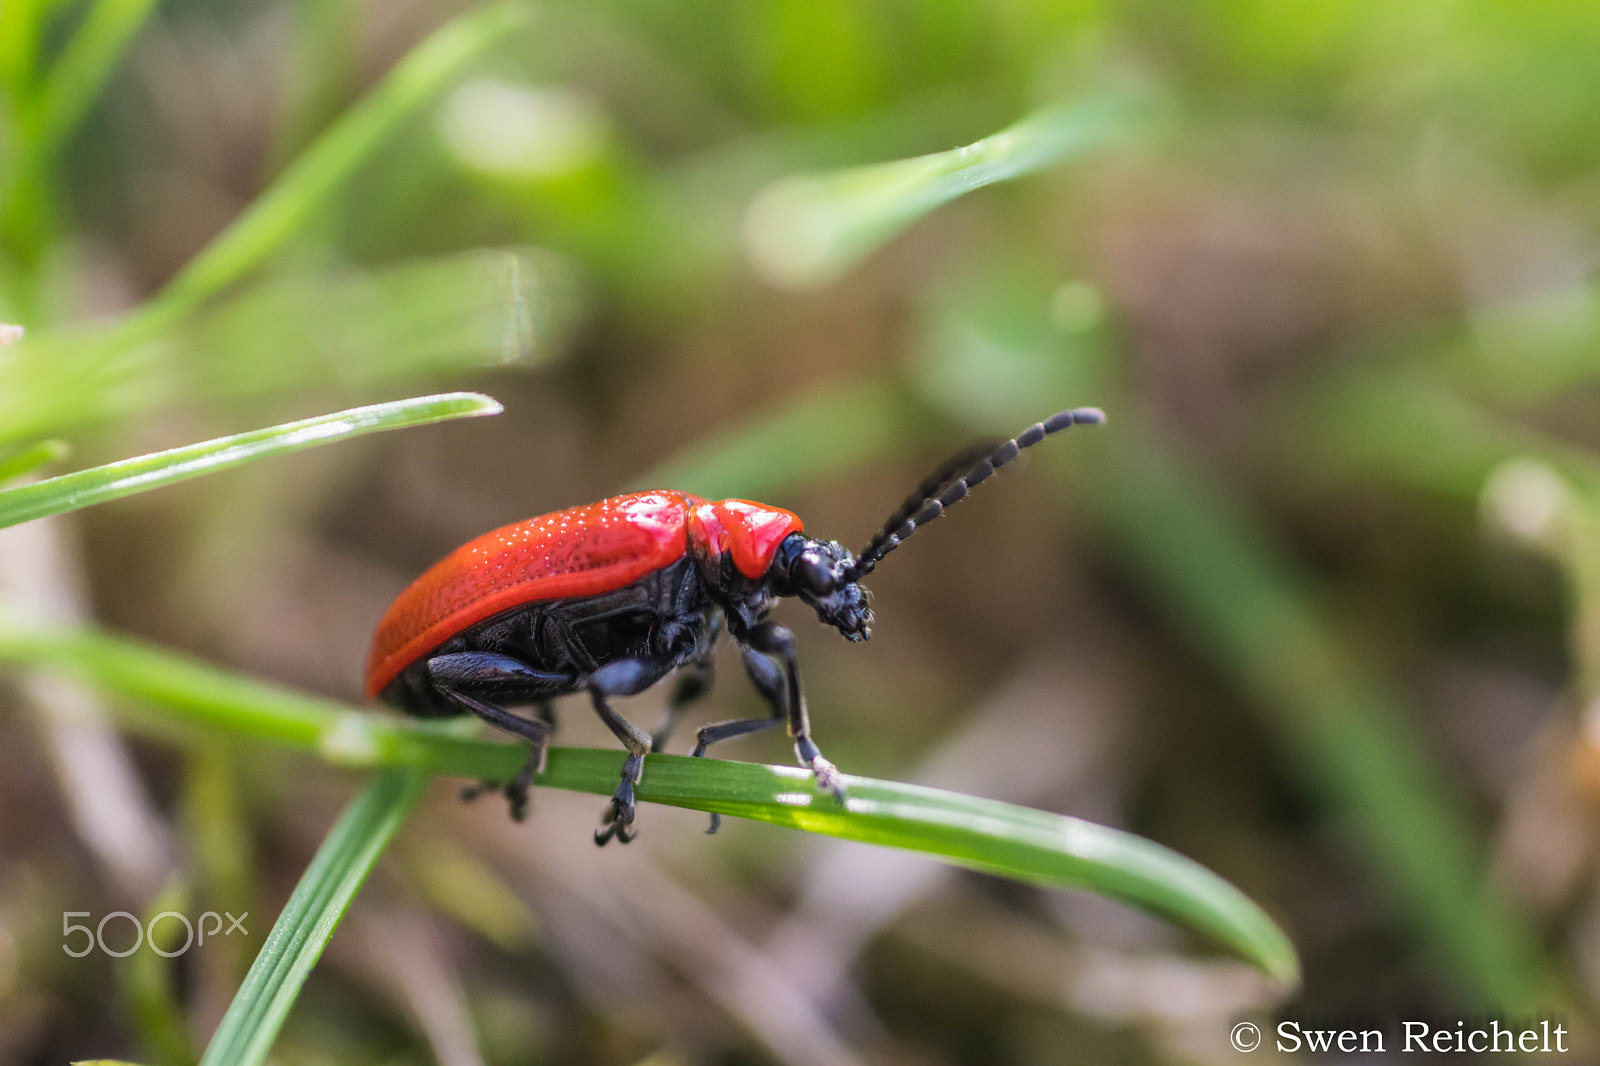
[505,781,530,822]
[595,791,637,845]
[795,736,847,804]
[504,742,543,822]
[813,757,847,804]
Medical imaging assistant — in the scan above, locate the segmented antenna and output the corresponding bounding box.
[846,407,1104,580]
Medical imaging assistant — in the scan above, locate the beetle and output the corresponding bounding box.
[366,407,1104,844]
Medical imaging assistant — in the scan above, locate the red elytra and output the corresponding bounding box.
[363,491,802,699]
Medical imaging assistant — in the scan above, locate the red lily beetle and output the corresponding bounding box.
[366,407,1104,843]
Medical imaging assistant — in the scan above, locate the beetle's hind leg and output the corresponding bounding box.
[486,699,553,819]
[459,700,554,813]
[586,656,675,845]
[428,653,567,822]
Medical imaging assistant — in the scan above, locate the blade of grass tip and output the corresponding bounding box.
[0,439,68,484]
[198,767,427,1066]
[26,0,160,163]
[742,90,1153,290]
[138,1,531,332]
[0,392,500,529]
[0,611,1297,983]
[542,749,1299,986]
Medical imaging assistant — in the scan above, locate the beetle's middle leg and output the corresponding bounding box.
[687,643,787,833]
[458,699,554,814]
[587,655,675,845]
[651,656,713,754]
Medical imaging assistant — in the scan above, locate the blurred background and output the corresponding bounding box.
[4,0,1600,1062]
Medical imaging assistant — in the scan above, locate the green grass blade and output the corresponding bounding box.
[1,249,575,445]
[146,1,530,325]
[551,750,1298,986]
[0,0,52,96]
[0,439,68,484]
[742,91,1151,290]
[0,392,500,528]
[0,611,1299,985]
[197,767,427,1066]
[174,248,581,395]
[27,0,160,162]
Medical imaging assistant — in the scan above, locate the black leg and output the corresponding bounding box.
[428,653,568,822]
[690,644,788,833]
[459,699,557,817]
[586,656,675,845]
[652,656,713,754]
[742,620,846,804]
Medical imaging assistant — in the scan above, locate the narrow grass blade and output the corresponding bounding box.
[146,1,531,326]
[197,767,427,1066]
[27,0,160,162]
[126,879,198,1066]
[0,611,1299,984]
[553,749,1299,986]
[1292,370,1600,502]
[0,393,500,528]
[1,249,575,446]
[0,0,51,95]
[0,439,68,484]
[176,248,582,394]
[742,91,1150,290]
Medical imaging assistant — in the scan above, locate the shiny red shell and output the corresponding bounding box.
[364,491,803,698]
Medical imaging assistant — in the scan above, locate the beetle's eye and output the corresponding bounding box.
[796,556,835,595]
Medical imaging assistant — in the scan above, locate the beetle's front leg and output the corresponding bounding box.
[587,656,674,845]
[743,620,847,806]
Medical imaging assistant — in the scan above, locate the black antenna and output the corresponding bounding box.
[846,407,1104,580]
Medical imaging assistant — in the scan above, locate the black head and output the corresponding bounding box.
[760,407,1102,643]
[772,534,873,641]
